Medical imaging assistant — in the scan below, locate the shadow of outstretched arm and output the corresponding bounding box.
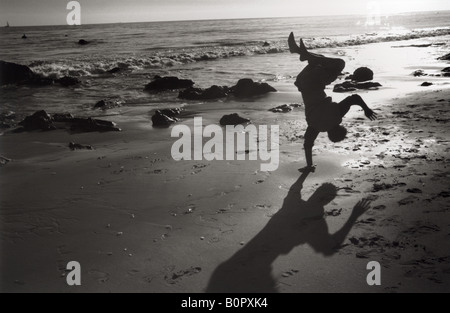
[308,199,372,256]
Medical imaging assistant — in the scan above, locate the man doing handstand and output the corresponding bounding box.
[288,32,378,172]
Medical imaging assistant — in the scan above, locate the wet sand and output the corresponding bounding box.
[1,40,450,293]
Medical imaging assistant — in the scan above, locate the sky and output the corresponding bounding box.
[1,0,450,26]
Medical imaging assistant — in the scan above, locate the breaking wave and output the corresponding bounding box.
[29,27,450,78]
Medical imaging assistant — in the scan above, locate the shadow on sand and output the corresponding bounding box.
[206,170,370,292]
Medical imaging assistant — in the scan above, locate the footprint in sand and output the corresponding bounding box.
[398,195,419,206]
[325,208,342,217]
[401,221,440,235]
[191,163,209,175]
[355,218,377,227]
[164,266,202,285]
[127,269,140,276]
[281,269,299,278]
[401,256,450,284]
[151,169,168,174]
[88,270,110,283]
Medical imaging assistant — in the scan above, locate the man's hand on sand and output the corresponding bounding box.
[364,108,378,121]
[351,198,371,218]
[298,165,316,173]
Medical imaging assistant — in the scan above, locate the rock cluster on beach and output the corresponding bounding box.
[178,86,230,100]
[0,61,80,87]
[269,104,302,113]
[16,110,121,132]
[147,76,277,99]
[334,66,382,92]
[334,81,382,92]
[231,78,277,98]
[150,77,276,127]
[0,111,16,129]
[69,142,93,150]
[413,68,450,78]
[219,113,251,126]
[94,99,121,110]
[346,67,374,82]
[152,108,183,127]
[437,52,450,60]
[144,76,195,92]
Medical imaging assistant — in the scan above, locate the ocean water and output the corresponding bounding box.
[1,10,450,120]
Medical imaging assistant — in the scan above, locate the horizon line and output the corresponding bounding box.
[3,9,450,28]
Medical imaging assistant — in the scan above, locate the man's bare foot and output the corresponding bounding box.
[288,32,302,54]
[299,39,310,61]
[298,165,316,173]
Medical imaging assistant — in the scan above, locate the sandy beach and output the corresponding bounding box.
[1,33,450,293]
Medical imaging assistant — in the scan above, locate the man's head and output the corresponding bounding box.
[308,183,338,206]
[327,125,347,142]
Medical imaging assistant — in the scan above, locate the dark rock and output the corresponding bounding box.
[263,41,270,47]
[78,39,89,45]
[70,117,121,132]
[351,67,374,82]
[69,142,93,151]
[22,34,27,39]
[17,111,120,133]
[0,111,16,121]
[52,113,74,122]
[443,73,450,77]
[178,85,230,100]
[28,76,54,86]
[0,122,11,129]
[270,104,293,113]
[372,183,393,192]
[152,110,179,127]
[219,113,251,126]
[421,82,433,87]
[94,99,120,109]
[412,70,427,77]
[334,85,357,92]
[442,67,450,73]
[0,60,36,85]
[18,110,55,131]
[437,53,450,60]
[0,111,16,128]
[144,76,194,92]
[407,188,422,193]
[231,79,277,98]
[0,60,68,87]
[107,67,121,74]
[56,76,80,87]
[269,104,302,113]
[333,81,382,93]
[159,108,183,118]
[94,100,108,109]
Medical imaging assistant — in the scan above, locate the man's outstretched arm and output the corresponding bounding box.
[339,94,378,120]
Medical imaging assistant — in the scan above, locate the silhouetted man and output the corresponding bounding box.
[288,32,377,172]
